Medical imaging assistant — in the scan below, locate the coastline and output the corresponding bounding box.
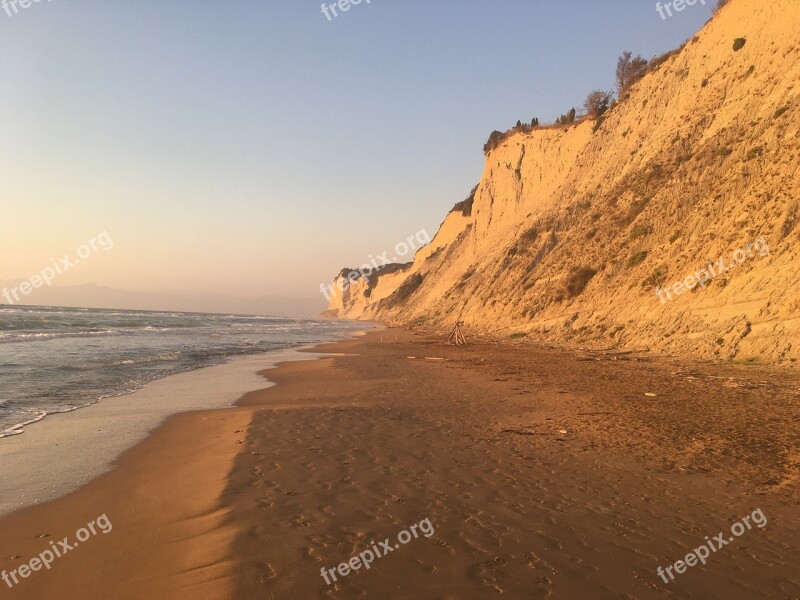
[0,333,372,599]
[0,332,370,517]
[0,327,798,598]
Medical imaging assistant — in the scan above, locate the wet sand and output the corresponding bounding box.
[0,351,306,516]
[1,328,798,599]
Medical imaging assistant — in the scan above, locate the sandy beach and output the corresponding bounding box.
[4,1,799,598]
[0,328,798,599]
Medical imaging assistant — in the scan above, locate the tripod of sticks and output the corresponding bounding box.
[447,321,467,345]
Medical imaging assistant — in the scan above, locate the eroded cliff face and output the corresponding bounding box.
[326,0,800,364]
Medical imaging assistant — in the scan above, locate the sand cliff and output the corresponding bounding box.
[326,0,800,365]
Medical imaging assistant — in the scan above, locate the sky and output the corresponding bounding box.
[0,0,713,312]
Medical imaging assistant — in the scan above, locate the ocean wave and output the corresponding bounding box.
[0,409,49,438]
[0,399,113,438]
[0,307,365,439]
[0,326,182,342]
[0,329,121,342]
[107,351,183,366]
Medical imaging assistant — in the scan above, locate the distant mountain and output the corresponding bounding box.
[325,0,800,364]
[0,282,326,318]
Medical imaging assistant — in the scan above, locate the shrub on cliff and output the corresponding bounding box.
[513,120,536,134]
[337,267,359,283]
[629,223,653,240]
[627,250,649,268]
[584,90,613,118]
[504,226,539,264]
[389,273,424,305]
[565,266,597,297]
[483,130,505,155]
[452,184,478,216]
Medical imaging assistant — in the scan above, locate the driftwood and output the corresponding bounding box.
[446,321,467,345]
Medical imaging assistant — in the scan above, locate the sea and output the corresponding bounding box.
[0,305,363,437]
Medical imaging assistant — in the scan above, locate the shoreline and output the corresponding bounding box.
[0,333,369,599]
[0,330,371,517]
[0,327,798,598]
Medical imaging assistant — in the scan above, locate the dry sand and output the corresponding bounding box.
[0,328,798,599]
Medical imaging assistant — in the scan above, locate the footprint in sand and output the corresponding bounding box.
[434,539,457,555]
[307,534,329,550]
[257,562,277,583]
[411,558,439,574]
[292,515,311,528]
[251,525,272,542]
[524,551,558,576]
[467,557,509,593]
[255,496,274,510]
[301,546,322,562]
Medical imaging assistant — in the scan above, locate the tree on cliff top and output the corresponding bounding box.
[616,51,648,94]
[556,108,577,126]
[584,90,613,118]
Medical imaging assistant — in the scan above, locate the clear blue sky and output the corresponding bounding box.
[0,0,712,305]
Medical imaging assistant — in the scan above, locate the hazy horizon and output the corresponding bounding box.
[0,280,327,317]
